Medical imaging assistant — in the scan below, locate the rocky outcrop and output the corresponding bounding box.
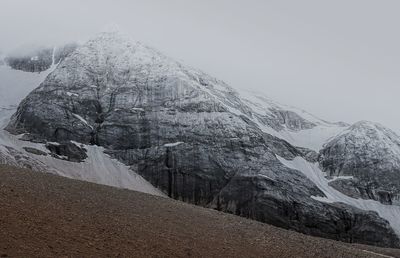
[263,133,319,162]
[5,31,400,247]
[4,43,78,73]
[5,47,53,73]
[320,121,400,205]
[0,146,57,173]
[239,94,318,132]
[54,43,79,64]
[22,147,48,156]
[46,141,87,162]
[212,177,399,247]
[271,109,316,131]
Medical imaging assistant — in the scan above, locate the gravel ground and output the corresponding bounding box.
[0,164,399,258]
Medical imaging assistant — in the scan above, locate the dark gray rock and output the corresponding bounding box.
[5,32,400,247]
[328,179,395,205]
[22,147,47,156]
[320,121,400,205]
[46,142,87,162]
[5,48,53,73]
[4,43,78,73]
[211,175,399,247]
[263,133,319,162]
[271,109,316,131]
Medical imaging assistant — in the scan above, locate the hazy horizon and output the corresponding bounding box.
[1,0,399,133]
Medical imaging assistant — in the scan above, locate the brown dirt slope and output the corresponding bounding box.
[0,164,399,258]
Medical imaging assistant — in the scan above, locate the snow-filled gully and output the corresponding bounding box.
[0,58,164,197]
[277,156,400,237]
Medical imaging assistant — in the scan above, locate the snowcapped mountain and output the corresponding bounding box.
[238,90,348,152]
[320,120,400,205]
[0,45,163,196]
[2,31,400,247]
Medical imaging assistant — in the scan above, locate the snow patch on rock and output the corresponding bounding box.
[164,142,184,147]
[66,92,79,97]
[277,155,400,236]
[0,62,164,197]
[72,113,93,129]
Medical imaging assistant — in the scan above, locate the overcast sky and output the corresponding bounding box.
[1,0,399,132]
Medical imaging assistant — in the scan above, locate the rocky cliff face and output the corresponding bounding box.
[4,43,78,73]
[4,31,400,247]
[320,121,400,205]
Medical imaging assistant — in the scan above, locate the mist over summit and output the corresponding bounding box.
[0,31,399,250]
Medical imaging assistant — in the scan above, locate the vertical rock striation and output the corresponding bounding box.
[5,31,400,247]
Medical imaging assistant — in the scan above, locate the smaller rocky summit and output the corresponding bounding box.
[4,43,78,73]
[320,121,400,205]
[5,47,53,72]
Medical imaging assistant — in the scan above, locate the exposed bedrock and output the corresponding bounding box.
[6,31,400,247]
[320,121,400,206]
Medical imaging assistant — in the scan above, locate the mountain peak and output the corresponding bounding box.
[346,120,400,142]
[4,30,400,248]
[320,119,400,209]
[92,28,134,45]
[56,30,179,87]
[351,120,383,129]
[322,119,400,168]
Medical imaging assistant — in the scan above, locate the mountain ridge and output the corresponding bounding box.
[1,31,400,247]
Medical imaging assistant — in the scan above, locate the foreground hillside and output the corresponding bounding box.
[0,165,399,258]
